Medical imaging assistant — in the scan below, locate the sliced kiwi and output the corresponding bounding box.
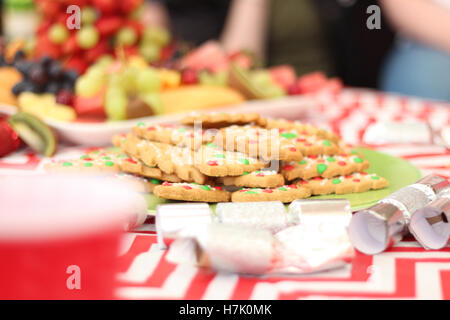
[227,63,267,100]
[125,95,154,119]
[8,112,57,157]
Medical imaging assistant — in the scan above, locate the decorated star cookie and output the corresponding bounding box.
[231,184,311,203]
[45,151,123,173]
[215,125,304,161]
[281,153,370,181]
[132,122,210,150]
[262,118,340,143]
[153,182,230,202]
[295,172,389,195]
[193,143,268,177]
[180,112,266,128]
[218,170,285,188]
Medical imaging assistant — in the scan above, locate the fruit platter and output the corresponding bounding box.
[0,0,343,148]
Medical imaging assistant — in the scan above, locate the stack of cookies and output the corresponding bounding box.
[46,112,389,203]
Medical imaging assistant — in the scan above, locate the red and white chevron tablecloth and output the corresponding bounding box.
[1,88,450,300]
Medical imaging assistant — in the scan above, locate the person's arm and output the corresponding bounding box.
[380,0,450,54]
[220,0,269,59]
[141,1,171,27]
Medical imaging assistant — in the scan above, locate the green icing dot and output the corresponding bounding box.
[102,156,111,160]
[214,154,226,159]
[238,158,249,165]
[206,143,217,148]
[150,179,161,184]
[137,122,145,127]
[80,155,88,159]
[323,140,331,146]
[351,149,359,154]
[280,132,297,139]
[200,185,211,191]
[245,191,259,195]
[84,162,93,167]
[117,154,128,159]
[62,162,72,167]
[242,171,249,176]
[327,157,336,162]
[371,176,380,180]
[278,187,287,191]
[299,160,307,165]
[332,179,341,184]
[317,163,328,174]
[191,182,199,185]
[177,127,187,132]
[104,161,114,167]
[354,157,363,163]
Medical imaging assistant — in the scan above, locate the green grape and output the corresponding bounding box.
[108,73,126,89]
[142,26,171,46]
[95,55,114,68]
[49,23,69,44]
[75,75,103,97]
[139,93,164,115]
[76,26,99,49]
[263,85,286,99]
[81,6,98,25]
[116,27,137,46]
[121,66,138,94]
[84,67,106,83]
[136,68,161,94]
[105,86,127,121]
[139,43,161,63]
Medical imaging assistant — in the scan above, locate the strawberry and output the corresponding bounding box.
[36,34,62,59]
[64,55,88,74]
[62,33,81,55]
[95,16,123,37]
[84,40,110,63]
[120,0,144,14]
[92,0,118,14]
[0,119,20,158]
[36,20,52,36]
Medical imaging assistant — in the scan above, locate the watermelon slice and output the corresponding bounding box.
[269,65,297,89]
[179,41,229,73]
[73,90,106,118]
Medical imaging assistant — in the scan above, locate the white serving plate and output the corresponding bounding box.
[0,95,314,146]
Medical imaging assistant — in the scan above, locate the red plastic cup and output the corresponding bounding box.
[0,174,146,299]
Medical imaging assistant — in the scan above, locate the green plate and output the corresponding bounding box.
[145,147,422,213]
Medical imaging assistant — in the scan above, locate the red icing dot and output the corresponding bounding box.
[296,138,306,142]
[338,161,347,166]
[300,180,309,184]
[288,184,297,189]
[188,133,194,138]
[263,189,273,193]
[183,186,192,190]
[345,175,353,179]
[147,126,156,131]
[215,186,223,190]
[304,143,313,147]
[340,153,348,157]
[83,157,93,161]
[353,179,361,183]
[283,165,294,171]
[317,159,325,163]
[240,189,247,192]
[309,155,318,159]
[289,147,297,152]
[126,158,137,164]
[256,173,265,177]
[361,172,368,175]
[162,181,172,186]
[301,131,308,135]
[314,177,323,181]
[207,160,219,166]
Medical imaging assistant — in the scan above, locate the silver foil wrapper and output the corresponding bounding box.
[166,199,354,275]
[409,186,450,249]
[349,174,449,255]
[215,201,289,233]
[156,203,213,249]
